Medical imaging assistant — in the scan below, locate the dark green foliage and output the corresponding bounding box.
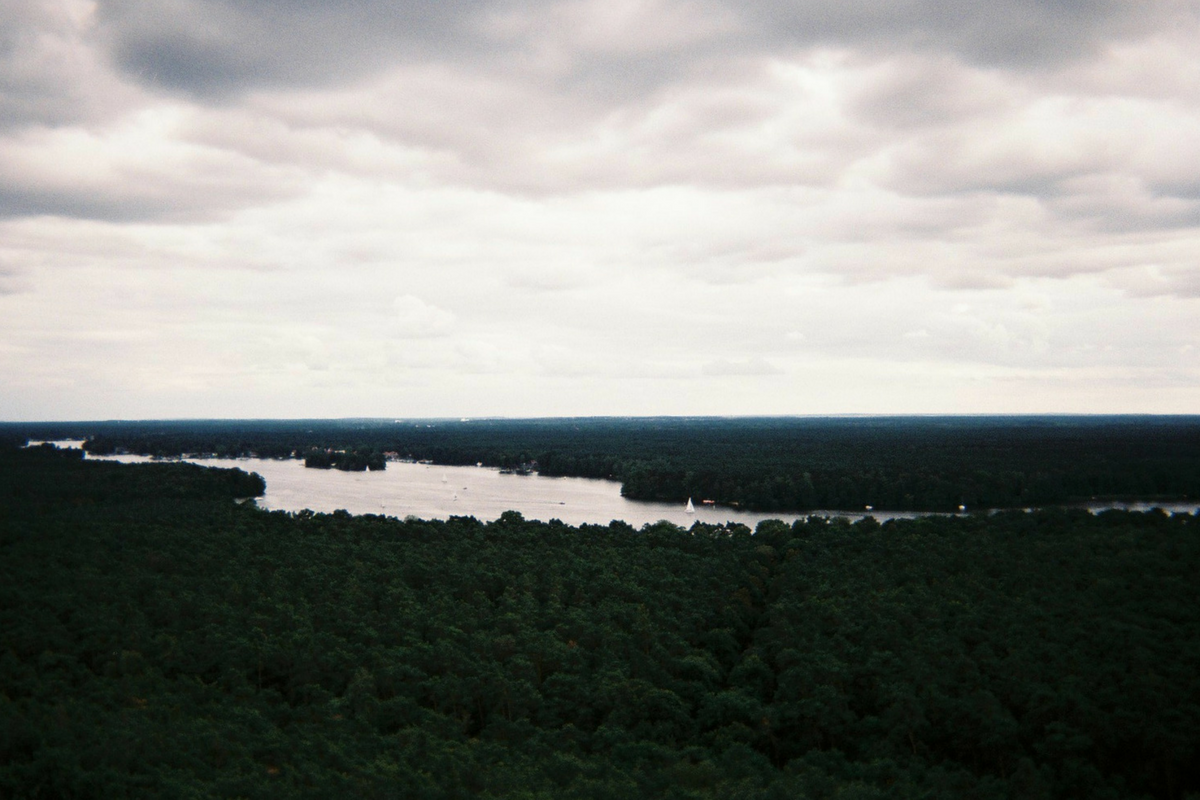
[6,415,1200,511]
[1,442,265,506]
[302,447,386,472]
[1,447,1198,797]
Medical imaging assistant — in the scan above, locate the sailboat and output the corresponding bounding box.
[685,497,695,514]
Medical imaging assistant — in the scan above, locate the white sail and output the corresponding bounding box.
[685,497,695,513]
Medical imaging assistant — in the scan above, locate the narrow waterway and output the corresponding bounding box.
[87,452,849,527]
[38,443,1199,527]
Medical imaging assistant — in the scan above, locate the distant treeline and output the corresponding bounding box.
[4,416,1200,512]
[2,445,1198,798]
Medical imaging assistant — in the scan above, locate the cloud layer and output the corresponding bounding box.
[1,0,1198,418]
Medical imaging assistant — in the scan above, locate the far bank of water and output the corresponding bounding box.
[79,450,1198,527]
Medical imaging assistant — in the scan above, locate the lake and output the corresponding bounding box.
[35,442,1198,527]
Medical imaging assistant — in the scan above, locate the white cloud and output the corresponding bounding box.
[701,357,783,376]
[390,294,456,338]
[0,107,303,220]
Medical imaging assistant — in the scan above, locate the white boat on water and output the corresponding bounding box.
[685,498,695,514]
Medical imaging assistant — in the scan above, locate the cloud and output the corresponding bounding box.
[701,357,783,376]
[0,258,24,295]
[845,53,1018,131]
[0,109,303,221]
[505,266,591,292]
[38,0,1193,226]
[90,0,1185,104]
[390,294,456,338]
[533,344,595,377]
[95,0,479,98]
[2,0,1200,419]
[0,0,142,130]
[1104,263,1200,299]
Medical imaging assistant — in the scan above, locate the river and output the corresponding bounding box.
[33,442,1199,527]
[86,452,842,527]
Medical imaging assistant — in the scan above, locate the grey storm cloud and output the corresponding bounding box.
[0,177,294,223]
[0,0,134,129]
[2,0,1192,225]
[744,0,1164,66]
[93,0,1177,99]
[96,0,500,97]
[83,0,1196,235]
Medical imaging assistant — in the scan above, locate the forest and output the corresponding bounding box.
[5,415,1200,513]
[2,443,1198,798]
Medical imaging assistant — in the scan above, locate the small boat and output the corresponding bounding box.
[685,498,695,514]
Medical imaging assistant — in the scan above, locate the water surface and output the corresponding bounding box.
[81,450,1200,527]
[88,453,871,527]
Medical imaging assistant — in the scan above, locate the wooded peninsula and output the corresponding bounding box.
[2,442,1197,798]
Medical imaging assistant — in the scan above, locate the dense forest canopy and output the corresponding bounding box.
[2,445,1198,798]
[4,415,1200,512]
[302,447,387,472]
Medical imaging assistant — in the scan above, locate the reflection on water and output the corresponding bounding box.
[80,450,1200,527]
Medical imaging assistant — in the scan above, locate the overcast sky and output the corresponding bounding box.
[2,0,1198,420]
